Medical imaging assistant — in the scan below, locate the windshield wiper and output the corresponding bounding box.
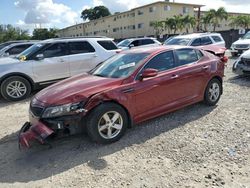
[93,74,106,77]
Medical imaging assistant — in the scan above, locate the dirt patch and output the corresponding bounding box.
[0,58,249,188]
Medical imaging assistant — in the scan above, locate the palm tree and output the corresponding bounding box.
[165,18,177,34]
[183,15,196,33]
[230,15,250,29]
[207,7,228,31]
[150,21,164,37]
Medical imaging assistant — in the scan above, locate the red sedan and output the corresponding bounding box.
[19,46,227,148]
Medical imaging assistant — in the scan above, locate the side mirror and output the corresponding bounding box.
[129,44,135,49]
[139,68,158,80]
[36,54,44,60]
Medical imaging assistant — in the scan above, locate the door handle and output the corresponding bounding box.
[171,74,179,79]
[202,65,209,70]
[59,59,64,62]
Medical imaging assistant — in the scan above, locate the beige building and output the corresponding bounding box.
[57,1,203,39]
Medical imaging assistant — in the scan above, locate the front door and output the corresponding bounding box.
[32,42,70,83]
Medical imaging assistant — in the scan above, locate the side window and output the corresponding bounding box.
[196,50,204,60]
[211,35,223,42]
[69,41,95,55]
[97,40,118,50]
[144,51,175,72]
[43,43,68,58]
[175,49,198,66]
[6,44,32,55]
[200,37,213,45]
[131,40,140,47]
[191,38,201,46]
[141,39,155,45]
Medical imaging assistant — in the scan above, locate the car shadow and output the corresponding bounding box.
[227,75,250,87]
[0,103,216,183]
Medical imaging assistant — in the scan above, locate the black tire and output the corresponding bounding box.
[0,76,31,101]
[204,78,222,106]
[86,103,128,144]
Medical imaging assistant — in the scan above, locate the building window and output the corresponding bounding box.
[130,13,135,17]
[149,7,156,12]
[164,5,171,11]
[183,7,189,14]
[138,10,143,15]
[138,23,144,29]
[113,28,119,32]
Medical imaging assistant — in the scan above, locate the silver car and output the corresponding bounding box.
[0,41,38,58]
[0,37,120,101]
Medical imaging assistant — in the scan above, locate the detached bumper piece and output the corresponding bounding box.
[18,121,54,149]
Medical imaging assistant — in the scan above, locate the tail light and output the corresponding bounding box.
[116,49,122,53]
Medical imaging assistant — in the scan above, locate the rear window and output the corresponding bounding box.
[69,41,95,55]
[97,40,118,50]
[211,36,223,42]
[200,37,213,45]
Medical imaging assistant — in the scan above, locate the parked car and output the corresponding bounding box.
[18,45,227,149]
[0,40,36,51]
[230,31,250,57]
[117,37,161,50]
[233,50,250,75]
[164,33,225,48]
[0,41,38,58]
[0,37,120,101]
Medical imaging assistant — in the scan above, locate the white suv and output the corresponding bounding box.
[117,38,161,50]
[231,31,250,57]
[164,33,225,48]
[0,37,119,101]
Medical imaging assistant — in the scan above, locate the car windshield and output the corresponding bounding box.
[242,32,250,39]
[16,43,46,60]
[165,38,191,46]
[91,53,150,78]
[117,39,132,47]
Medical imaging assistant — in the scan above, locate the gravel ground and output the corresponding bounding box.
[0,57,249,188]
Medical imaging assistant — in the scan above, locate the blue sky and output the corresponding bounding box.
[1,0,250,31]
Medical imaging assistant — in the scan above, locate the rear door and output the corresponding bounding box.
[68,41,97,76]
[172,48,210,102]
[32,42,70,83]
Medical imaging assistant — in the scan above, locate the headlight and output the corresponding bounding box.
[42,102,86,118]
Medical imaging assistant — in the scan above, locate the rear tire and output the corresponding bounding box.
[204,78,222,106]
[86,103,128,144]
[0,76,31,101]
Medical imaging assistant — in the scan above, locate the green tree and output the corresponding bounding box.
[230,15,250,29]
[32,28,58,40]
[0,24,31,43]
[201,13,213,31]
[207,7,228,31]
[183,15,196,33]
[150,21,164,37]
[81,6,111,21]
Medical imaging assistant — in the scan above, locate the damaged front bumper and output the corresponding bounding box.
[18,121,54,149]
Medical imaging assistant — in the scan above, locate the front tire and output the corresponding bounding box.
[0,76,31,101]
[86,103,128,144]
[204,78,222,106]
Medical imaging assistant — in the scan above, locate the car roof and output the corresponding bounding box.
[123,37,157,41]
[41,37,114,43]
[121,45,192,54]
[173,33,221,39]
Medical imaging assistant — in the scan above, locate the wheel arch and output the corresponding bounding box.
[0,72,35,89]
[86,99,134,128]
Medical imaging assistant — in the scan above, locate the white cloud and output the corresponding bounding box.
[15,0,78,25]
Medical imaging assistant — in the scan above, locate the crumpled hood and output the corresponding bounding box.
[0,57,20,65]
[35,74,123,106]
[233,39,250,45]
